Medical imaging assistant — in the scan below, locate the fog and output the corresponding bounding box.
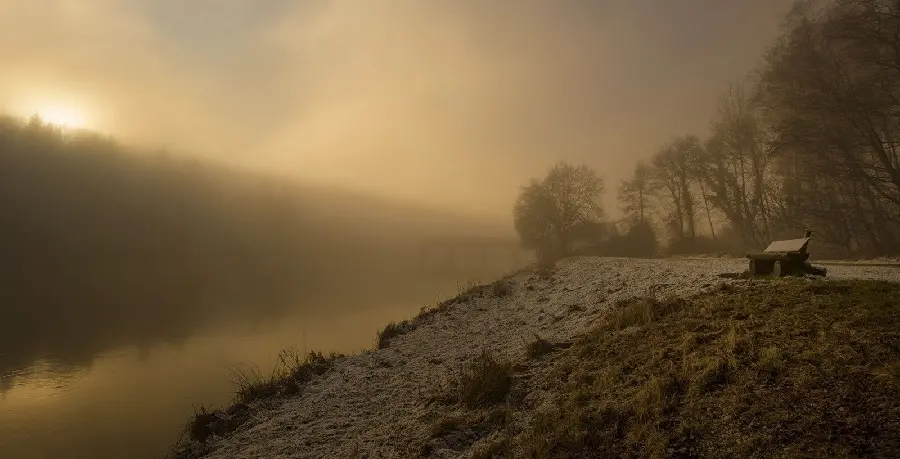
[0,0,793,218]
[1,2,808,457]
[0,117,523,380]
[0,117,527,458]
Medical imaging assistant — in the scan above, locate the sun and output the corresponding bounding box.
[35,104,88,129]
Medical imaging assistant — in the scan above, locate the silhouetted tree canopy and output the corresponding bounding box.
[607,0,900,258]
[513,162,604,260]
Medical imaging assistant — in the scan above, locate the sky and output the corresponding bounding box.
[0,0,795,221]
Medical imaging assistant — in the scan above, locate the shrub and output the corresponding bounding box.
[585,221,659,258]
[188,406,218,443]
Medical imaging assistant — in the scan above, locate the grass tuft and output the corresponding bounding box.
[457,350,513,409]
[606,296,687,331]
[180,348,343,450]
[188,406,218,443]
[377,320,413,349]
[230,348,343,405]
[757,346,784,377]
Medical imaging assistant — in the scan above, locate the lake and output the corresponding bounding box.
[0,275,481,459]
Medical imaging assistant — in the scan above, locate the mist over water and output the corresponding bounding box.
[0,274,510,459]
[0,116,530,458]
[0,209,524,459]
[0,1,807,457]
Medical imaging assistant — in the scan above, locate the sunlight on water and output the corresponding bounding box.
[0,278,471,459]
[2,361,87,404]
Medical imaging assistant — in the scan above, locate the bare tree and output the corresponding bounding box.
[695,83,775,247]
[513,162,605,259]
[754,0,900,254]
[618,162,651,225]
[636,0,900,256]
[649,136,701,242]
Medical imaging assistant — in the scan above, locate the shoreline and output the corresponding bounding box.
[168,257,900,458]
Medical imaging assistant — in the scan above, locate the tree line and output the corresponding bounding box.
[0,114,497,378]
[517,0,900,260]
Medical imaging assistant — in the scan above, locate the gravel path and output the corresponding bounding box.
[182,257,900,459]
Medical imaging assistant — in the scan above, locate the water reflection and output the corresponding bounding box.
[0,275,484,459]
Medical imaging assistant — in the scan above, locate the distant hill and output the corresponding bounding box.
[0,115,511,377]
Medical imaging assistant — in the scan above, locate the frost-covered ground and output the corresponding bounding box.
[180,257,900,459]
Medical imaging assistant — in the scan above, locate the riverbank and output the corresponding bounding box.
[170,257,900,458]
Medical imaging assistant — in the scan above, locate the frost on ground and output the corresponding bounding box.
[173,257,900,459]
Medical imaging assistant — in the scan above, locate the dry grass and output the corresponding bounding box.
[505,279,900,458]
[525,335,557,359]
[457,350,513,409]
[230,348,342,404]
[383,282,492,350]
[420,406,514,458]
[377,320,414,349]
[175,348,343,452]
[535,262,555,280]
[605,296,687,331]
[403,278,518,348]
[469,434,512,459]
[491,279,513,297]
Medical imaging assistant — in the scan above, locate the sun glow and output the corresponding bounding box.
[34,104,88,129]
[9,89,94,130]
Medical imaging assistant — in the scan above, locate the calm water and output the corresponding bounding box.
[0,277,474,459]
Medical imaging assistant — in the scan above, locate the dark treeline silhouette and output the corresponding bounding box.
[0,115,505,381]
[617,0,900,258]
[515,1,900,261]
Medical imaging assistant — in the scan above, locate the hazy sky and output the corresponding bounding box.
[0,0,794,220]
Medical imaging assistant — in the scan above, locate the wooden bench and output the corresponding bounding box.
[746,230,824,277]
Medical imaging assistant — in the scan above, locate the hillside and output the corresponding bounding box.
[171,257,900,458]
